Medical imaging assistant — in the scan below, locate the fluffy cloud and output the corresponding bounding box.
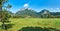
[24,4,29,7]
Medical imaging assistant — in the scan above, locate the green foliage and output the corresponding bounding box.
[1,9,13,31]
[0,0,12,31]
[2,24,14,30]
[2,9,11,22]
[7,4,12,9]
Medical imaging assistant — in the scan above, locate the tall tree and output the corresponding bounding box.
[0,0,2,21]
[0,0,12,31]
[0,0,8,22]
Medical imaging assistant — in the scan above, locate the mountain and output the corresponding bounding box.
[50,12,60,16]
[15,8,38,18]
[38,9,50,18]
[15,8,60,18]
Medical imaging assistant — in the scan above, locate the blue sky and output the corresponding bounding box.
[7,0,60,13]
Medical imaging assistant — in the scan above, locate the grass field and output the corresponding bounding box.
[0,18,60,31]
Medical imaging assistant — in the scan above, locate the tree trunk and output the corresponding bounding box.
[0,4,2,21]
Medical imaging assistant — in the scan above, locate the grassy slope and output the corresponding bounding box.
[0,18,60,31]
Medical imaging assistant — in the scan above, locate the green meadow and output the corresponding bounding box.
[0,18,60,31]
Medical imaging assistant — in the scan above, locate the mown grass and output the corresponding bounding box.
[0,18,60,31]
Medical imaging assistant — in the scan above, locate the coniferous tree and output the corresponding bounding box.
[0,0,12,31]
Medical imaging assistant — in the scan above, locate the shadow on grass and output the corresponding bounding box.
[0,24,14,30]
[18,27,60,31]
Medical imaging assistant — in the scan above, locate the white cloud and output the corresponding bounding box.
[56,8,59,10]
[24,4,29,7]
